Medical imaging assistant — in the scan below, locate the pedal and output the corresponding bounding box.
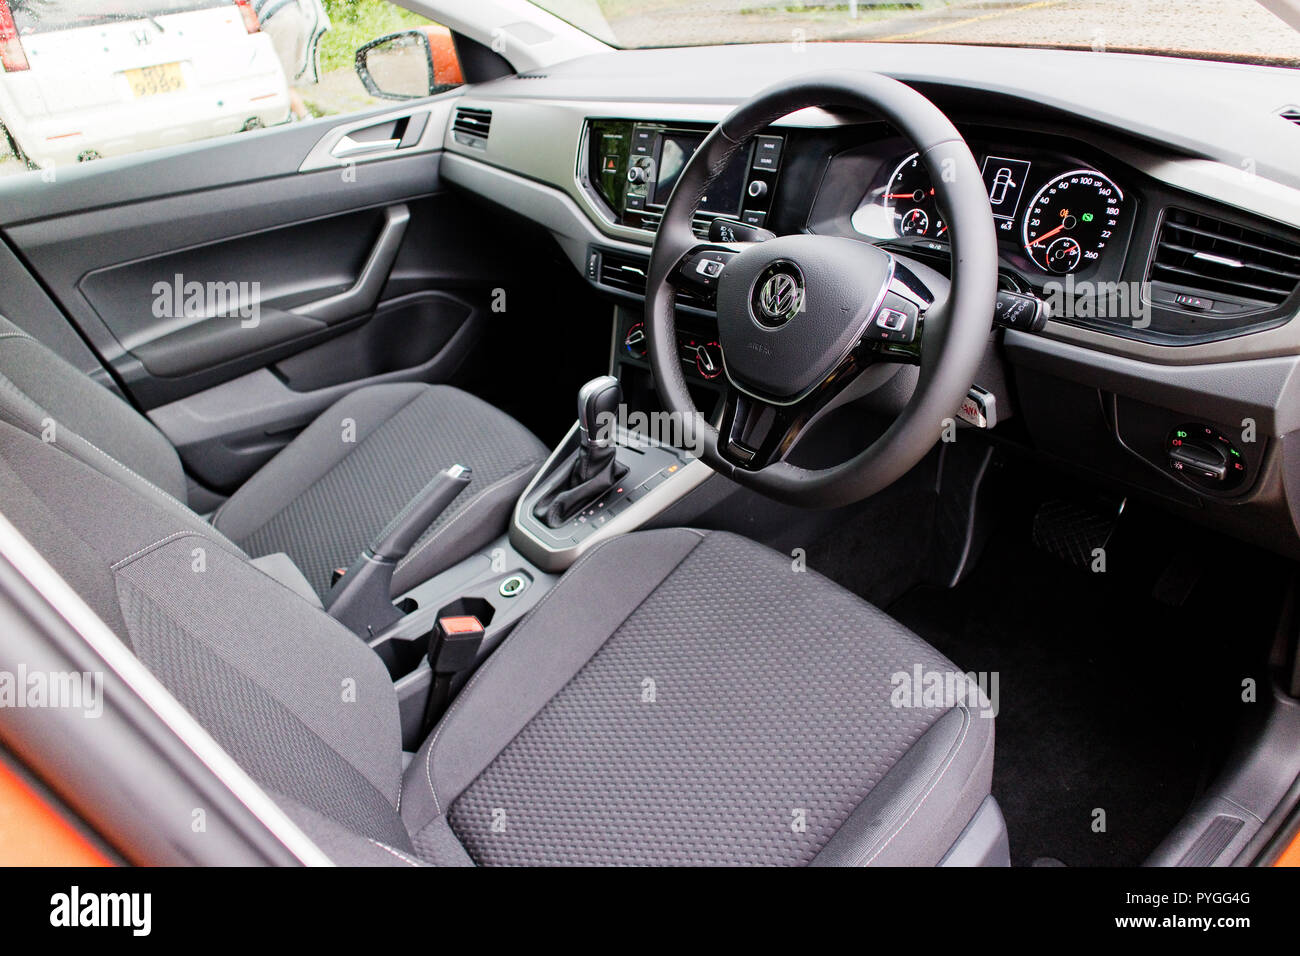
[1031,495,1125,569]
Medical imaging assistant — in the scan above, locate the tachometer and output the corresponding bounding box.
[885,152,945,239]
[1022,170,1123,274]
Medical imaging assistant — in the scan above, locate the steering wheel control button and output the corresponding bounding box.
[499,575,528,598]
[993,291,1049,332]
[865,295,918,343]
[876,308,908,331]
[680,250,733,291]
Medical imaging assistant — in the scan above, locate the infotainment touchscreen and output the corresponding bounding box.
[653,133,747,215]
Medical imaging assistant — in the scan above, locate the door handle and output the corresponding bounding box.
[291,204,410,324]
[331,134,403,159]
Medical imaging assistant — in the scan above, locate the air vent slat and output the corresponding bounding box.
[598,250,709,308]
[1162,222,1300,266]
[1150,263,1294,300]
[1280,107,1300,126]
[451,107,492,148]
[1147,208,1300,308]
[1155,241,1300,281]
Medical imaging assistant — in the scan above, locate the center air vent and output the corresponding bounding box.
[1280,107,1300,127]
[451,107,492,149]
[1148,208,1300,310]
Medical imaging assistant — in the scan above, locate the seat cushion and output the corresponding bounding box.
[402,528,995,866]
[213,383,548,599]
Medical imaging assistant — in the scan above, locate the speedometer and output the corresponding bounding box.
[1022,170,1123,274]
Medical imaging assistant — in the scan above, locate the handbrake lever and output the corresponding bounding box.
[325,464,472,637]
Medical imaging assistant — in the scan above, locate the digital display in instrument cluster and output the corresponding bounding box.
[980,156,1032,229]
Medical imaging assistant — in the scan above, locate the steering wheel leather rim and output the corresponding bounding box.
[645,71,998,508]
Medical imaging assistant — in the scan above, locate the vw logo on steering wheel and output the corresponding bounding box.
[752,262,805,328]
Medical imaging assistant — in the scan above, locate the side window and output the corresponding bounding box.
[0,0,463,180]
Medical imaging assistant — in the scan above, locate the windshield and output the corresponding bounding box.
[531,0,1300,66]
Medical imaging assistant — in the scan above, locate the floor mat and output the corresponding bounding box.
[887,481,1282,866]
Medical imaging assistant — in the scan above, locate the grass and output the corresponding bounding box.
[319,0,432,75]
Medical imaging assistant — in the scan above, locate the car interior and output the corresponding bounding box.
[1,0,1300,869]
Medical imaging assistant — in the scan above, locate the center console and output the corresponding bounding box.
[370,375,712,748]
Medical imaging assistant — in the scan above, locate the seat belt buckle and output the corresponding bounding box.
[428,614,485,674]
[422,614,485,734]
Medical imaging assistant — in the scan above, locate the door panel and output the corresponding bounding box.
[0,97,521,491]
[78,203,409,380]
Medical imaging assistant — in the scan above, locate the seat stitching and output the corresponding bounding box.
[111,531,204,569]
[366,838,422,867]
[422,529,709,816]
[857,705,973,867]
[395,461,542,575]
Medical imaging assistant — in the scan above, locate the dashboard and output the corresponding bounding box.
[434,41,1300,559]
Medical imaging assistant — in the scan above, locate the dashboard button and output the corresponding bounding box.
[753,135,783,170]
[1174,293,1213,311]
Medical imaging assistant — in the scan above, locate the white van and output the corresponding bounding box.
[0,1,290,168]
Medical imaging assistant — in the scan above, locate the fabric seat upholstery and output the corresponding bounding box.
[0,315,547,598]
[1,415,994,864]
[400,528,995,866]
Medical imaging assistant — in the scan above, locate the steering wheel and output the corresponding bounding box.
[645,72,998,508]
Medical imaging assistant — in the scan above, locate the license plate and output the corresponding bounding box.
[125,62,185,98]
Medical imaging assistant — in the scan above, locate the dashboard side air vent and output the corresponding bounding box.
[597,249,709,308]
[451,107,492,148]
[598,249,649,296]
[1280,107,1300,127]
[1147,208,1300,310]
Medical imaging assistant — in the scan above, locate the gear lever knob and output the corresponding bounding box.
[577,375,622,450]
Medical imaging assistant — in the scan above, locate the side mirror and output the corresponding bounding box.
[355,27,464,100]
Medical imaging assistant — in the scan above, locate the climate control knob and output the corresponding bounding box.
[623,321,647,359]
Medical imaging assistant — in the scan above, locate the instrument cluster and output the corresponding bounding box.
[850,141,1131,278]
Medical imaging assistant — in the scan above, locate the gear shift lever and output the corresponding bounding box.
[575,374,621,468]
[533,376,629,528]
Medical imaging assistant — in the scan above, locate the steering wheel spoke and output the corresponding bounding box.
[860,254,948,367]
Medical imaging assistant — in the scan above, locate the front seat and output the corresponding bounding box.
[0,411,999,866]
[0,315,548,599]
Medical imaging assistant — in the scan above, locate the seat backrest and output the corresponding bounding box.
[0,418,410,860]
[0,314,189,504]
